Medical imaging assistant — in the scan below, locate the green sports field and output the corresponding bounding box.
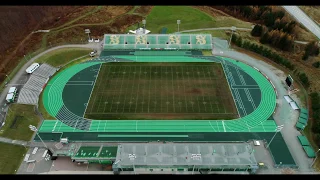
[84,62,237,120]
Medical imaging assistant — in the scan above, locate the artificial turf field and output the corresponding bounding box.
[84,62,237,120]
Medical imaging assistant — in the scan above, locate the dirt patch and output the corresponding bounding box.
[133,6,154,16]
[192,6,230,17]
[109,14,143,33]
[77,6,134,24]
[39,6,93,30]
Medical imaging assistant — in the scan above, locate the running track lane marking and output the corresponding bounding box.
[222,121,226,132]
[82,64,102,117]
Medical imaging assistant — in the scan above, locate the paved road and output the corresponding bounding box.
[176,26,309,45]
[178,27,253,33]
[0,43,100,127]
[213,46,314,173]
[283,6,320,40]
[0,136,28,146]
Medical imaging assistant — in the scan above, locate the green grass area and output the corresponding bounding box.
[74,146,100,158]
[0,142,27,174]
[98,147,118,158]
[183,30,229,40]
[34,48,92,67]
[84,62,237,120]
[38,56,92,120]
[202,50,212,56]
[127,6,215,34]
[0,104,40,141]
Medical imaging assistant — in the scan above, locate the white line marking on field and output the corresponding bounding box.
[83,64,102,117]
[222,121,226,132]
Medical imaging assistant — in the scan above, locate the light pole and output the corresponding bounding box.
[24,55,28,62]
[266,125,284,149]
[5,74,10,82]
[29,125,48,149]
[310,149,320,168]
[228,26,237,47]
[177,20,181,33]
[142,19,146,34]
[85,29,91,41]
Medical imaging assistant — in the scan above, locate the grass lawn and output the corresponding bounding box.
[0,104,40,141]
[202,50,212,56]
[38,56,92,120]
[127,6,216,34]
[126,6,253,34]
[34,48,92,67]
[0,142,27,174]
[84,62,237,120]
[182,30,229,40]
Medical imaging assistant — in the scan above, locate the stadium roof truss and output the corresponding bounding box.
[103,34,213,50]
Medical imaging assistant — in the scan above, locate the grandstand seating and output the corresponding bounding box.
[103,34,212,50]
[17,63,57,105]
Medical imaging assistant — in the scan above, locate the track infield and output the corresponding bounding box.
[40,55,277,133]
[84,62,237,120]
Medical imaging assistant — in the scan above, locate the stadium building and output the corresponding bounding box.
[33,31,298,172]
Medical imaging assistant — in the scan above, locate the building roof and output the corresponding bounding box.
[302,146,316,158]
[298,117,307,125]
[300,108,308,115]
[113,143,257,168]
[295,122,305,130]
[297,135,310,146]
[6,93,14,100]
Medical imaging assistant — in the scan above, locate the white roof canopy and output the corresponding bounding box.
[289,101,299,110]
[6,93,14,100]
[8,87,16,93]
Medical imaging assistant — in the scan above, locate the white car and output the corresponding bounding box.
[94,39,100,43]
[89,51,96,57]
[88,39,94,43]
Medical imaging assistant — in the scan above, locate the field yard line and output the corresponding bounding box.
[154,67,157,112]
[181,66,188,112]
[83,64,102,117]
[148,66,151,113]
[204,66,216,114]
[185,67,195,112]
[134,66,142,113]
[221,61,241,118]
[122,66,132,113]
[165,66,169,113]
[171,66,176,113]
[189,66,201,112]
[127,66,136,112]
[222,121,226,132]
[115,66,127,113]
[196,66,206,112]
[102,66,113,113]
[109,66,121,112]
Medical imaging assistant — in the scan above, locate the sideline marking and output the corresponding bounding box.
[82,64,102,117]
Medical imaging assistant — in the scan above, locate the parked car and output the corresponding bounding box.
[88,38,94,43]
[94,39,100,43]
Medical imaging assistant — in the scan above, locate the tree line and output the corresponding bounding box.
[231,34,310,88]
[214,6,297,51]
[311,92,320,146]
